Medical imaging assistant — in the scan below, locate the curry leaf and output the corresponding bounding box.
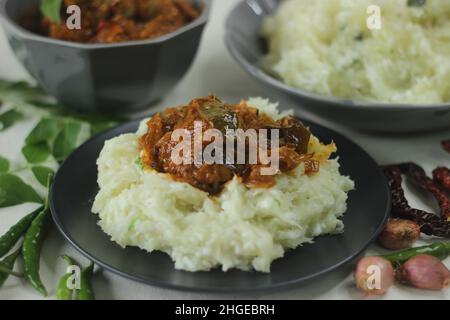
[22,143,51,164]
[26,118,61,145]
[407,0,426,7]
[40,0,63,23]
[26,99,62,110]
[0,81,46,103]
[61,111,122,135]
[0,156,9,173]
[31,166,55,187]
[0,174,42,208]
[52,121,82,161]
[0,109,23,131]
[89,119,121,136]
[199,99,238,133]
[5,81,38,92]
[25,101,121,135]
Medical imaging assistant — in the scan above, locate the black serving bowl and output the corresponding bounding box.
[225,0,450,133]
[0,0,211,113]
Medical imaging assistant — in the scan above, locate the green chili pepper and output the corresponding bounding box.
[22,174,53,296]
[22,207,50,296]
[0,207,43,258]
[56,255,79,300]
[75,262,95,300]
[0,248,22,287]
[381,242,450,266]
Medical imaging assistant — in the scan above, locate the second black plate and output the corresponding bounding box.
[51,118,390,292]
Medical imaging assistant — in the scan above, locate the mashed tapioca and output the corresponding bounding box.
[92,98,354,272]
[262,0,450,104]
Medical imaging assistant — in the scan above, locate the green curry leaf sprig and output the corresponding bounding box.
[0,80,123,208]
[0,79,123,297]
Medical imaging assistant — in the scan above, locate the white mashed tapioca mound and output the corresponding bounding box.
[92,98,354,273]
[262,0,450,104]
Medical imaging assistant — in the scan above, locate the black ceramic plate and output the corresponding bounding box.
[51,118,390,292]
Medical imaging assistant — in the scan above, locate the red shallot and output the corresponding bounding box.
[378,218,420,250]
[397,254,450,290]
[354,256,395,296]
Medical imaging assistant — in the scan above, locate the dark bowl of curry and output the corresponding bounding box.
[0,0,211,112]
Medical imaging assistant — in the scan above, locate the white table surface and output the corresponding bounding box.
[0,0,449,300]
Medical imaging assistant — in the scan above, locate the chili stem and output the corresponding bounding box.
[0,265,23,277]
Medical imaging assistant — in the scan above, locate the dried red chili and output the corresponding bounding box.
[383,165,450,238]
[442,140,450,154]
[399,163,450,221]
[433,167,450,193]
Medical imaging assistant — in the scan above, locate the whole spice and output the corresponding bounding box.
[397,255,450,290]
[56,255,78,300]
[75,262,95,300]
[442,140,450,154]
[0,207,43,257]
[383,166,450,237]
[354,256,395,296]
[0,248,22,287]
[399,162,450,221]
[22,175,53,296]
[381,242,450,266]
[433,167,450,193]
[378,218,420,250]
